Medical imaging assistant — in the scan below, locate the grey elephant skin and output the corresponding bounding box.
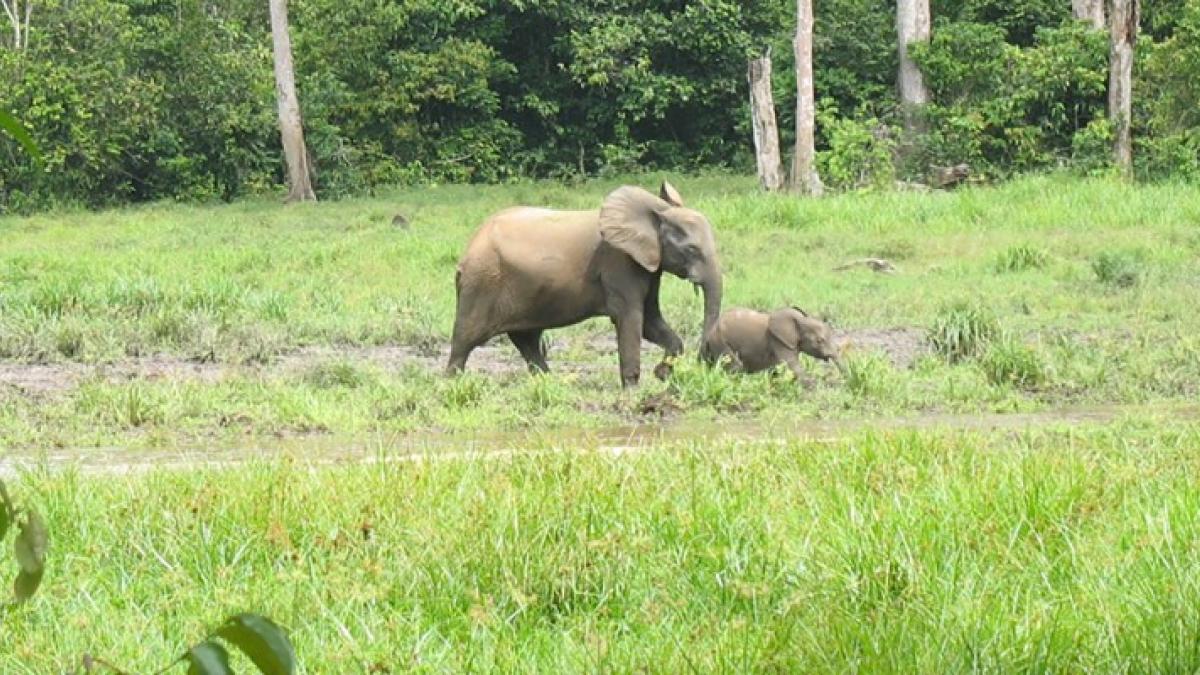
[700,307,845,381]
[447,182,723,387]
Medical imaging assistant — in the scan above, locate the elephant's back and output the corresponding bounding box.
[475,209,601,272]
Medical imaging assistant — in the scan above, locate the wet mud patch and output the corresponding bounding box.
[0,326,928,397]
[839,327,928,369]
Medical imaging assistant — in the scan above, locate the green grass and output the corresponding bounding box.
[1,173,1199,446]
[4,422,1200,671]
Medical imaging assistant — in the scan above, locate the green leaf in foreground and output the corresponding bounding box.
[12,508,48,602]
[186,641,233,675]
[14,510,48,574]
[0,109,41,162]
[0,481,13,542]
[214,613,296,675]
[13,568,43,602]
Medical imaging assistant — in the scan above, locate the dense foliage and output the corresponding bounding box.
[1,0,1198,209]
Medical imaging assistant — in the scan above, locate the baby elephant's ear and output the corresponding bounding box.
[600,186,667,272]
[790,306,809,317]
[659,181,684,207]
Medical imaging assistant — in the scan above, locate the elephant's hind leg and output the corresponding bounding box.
[446,320,491,375]
[508,330,550,373]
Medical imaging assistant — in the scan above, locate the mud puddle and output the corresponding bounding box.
[2,403,1194,478]
[0,327,928,397]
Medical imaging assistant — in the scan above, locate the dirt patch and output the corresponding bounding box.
[839,327,928,368]
[0,326,926,397]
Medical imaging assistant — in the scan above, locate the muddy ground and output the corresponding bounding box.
[0,327,927,398]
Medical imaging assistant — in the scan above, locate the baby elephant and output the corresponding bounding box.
[701,307,846,381]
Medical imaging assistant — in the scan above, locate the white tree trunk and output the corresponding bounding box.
[791,0,822,196]
[1108,0,1139,176]
[269,0,316,202]
[747,50,784,192]
[1073,0,1105,30]
[1,0,30,49]
[896,0,931,135]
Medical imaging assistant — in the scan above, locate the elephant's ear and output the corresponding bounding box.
[659,181,684,207]
[600,186,666,272]
[767,311,800,348]
[790,306,809,317]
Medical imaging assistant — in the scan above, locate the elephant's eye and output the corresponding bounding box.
[686,244,701,257]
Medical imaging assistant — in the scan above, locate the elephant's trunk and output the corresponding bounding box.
[701,274,722,340]
[832,356,848,378]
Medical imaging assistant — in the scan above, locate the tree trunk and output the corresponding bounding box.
[269,0,316,202]
[747,49,784,192]
[1108,0,1139,177]
[1072,0,1105,30]
[791,0,822,196]
[896,0,931,136]
[1,0,29,49]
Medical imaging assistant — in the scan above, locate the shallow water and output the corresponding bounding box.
[1,403,1196,477]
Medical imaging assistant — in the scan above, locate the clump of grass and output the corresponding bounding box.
[518,375,573,413]
[993,244,1049,272]
[441,374,492,409]
[844,352,896,399]
[873,237,917,261]
[303,360,375,389]
[980,337,1048,389]
[1092,251,1142,288]
[928,301,1000,362]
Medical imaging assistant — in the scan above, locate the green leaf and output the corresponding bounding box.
[215,613,296,675]
[187,641,233,675]
[14,510,48,574]
[13,568,42,603]
[0,109,41,162]
[0,480,13,542]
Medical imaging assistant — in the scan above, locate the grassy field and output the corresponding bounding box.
[3,175,1200,671]
[3,422,1200,671]
[1,173,1199,447]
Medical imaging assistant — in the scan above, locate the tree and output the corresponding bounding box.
[1072,0,1105,29]
[896,0,931,136]
[0,0,31,50]
[1108,0,1139,176]
[268,0,315,202]
[747,48,784,192]
[791,0,822,195]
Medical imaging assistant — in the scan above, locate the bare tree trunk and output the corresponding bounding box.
[1073,0,1105,29]
[896,0,931,136]
[791,0,822,195]
[747,49,784,192]
[1,0,29,49]
[269,0,316,202]
[1108,0,1139,177]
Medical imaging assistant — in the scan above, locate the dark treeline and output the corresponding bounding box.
[1,0,1198,210]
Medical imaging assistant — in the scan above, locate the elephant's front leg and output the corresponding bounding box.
[643,314,683,381]
[642,279,683,381]
[614,311,645,387]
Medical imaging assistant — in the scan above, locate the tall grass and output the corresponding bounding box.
[4,424,1200,671]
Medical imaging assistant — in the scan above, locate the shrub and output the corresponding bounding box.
[1091,251,1142,288]
[928,301,1000,362]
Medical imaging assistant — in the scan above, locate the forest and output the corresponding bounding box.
[1,0,1199,211]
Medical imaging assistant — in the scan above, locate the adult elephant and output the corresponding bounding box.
[446,182,722,387]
